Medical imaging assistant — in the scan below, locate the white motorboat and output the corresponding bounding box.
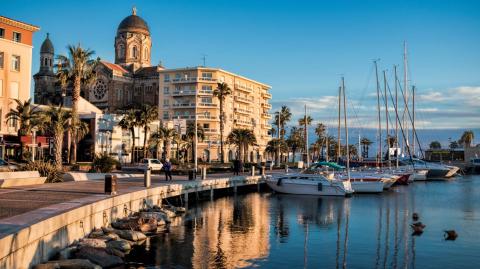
[399,158,459,179]
[265,173,353,196]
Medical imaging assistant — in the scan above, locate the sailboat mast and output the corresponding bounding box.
[342,77,350,179]
[305,104,310,167]
[394,65,399,168]
[325,128,329,162]
[384,70,390,169]
[412,86,416,156]
[403,42,409,155]
[374,60,382,167]
[337,86,341,163]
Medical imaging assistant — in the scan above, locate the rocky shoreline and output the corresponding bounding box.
[33,205,186,269]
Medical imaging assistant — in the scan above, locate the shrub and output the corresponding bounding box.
[92,153,118,173]
[21,161,62,183]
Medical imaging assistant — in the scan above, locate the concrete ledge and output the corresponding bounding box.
[0,176,263,269]
[0,171,46,188]
[63,172,143,182]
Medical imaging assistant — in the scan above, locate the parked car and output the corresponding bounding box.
[0,159,18,171]
[138,158,163,171]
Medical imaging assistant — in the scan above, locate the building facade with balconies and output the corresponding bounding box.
[159,67,272,163]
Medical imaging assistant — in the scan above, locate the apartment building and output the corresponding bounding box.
[159,67,272,163]
[0,16,39,158]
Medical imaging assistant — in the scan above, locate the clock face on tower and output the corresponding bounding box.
[92,79,107,101]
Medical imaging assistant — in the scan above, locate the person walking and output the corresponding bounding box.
[233,159,240,176]
[164,159,173,181]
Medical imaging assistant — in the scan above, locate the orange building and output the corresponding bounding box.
[0,16,39,159]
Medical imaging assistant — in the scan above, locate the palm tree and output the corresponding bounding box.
[266,138,288,163]
[150,128,164,159]
[118,109,139,163]
[286,127,304,162]
[429,141,442,149]
[6,98,42,160]
[138,105,158,158]
[185,122,205,162]
[459,130,475,147]
[314,123,327,159]
[274,106,292,140]
[56,44,97,164]
[161,127,177,160]
[213,82,232,163]
[227,128,257,163]
[360,137,373,158]
[40,105,72,170]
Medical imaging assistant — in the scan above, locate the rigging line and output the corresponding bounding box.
[395,79,425,158]
[358,63,376,109]
[379,77,396,138]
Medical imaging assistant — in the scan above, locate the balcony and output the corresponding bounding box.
[261,124,272,129]
[172,103,195,108]
[234,96,253,104]
[198,103,218,108]
[235,119,253,126]
[174,115,196,120]
[198,90,213,95]
[261,113,272,119]
[261,103,272,109]
[172,90,196,96]
[234,107,252,115]
[171,77,218,84]
[235,84,253,93]
[197,115,219,121]
[262,92,272,99]
[204,128,218,133]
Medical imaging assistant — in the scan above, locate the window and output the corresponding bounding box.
[143,47,148,58]
[117,88,122,101]
[163,86,169,94]
[202,72,212,79]
[163,99,169,107]
[201,97,212,104]
[131,46,138,58]
[11,55,20,71]
[0,52,4,69]
[163,111,169,120]
[175,73,181,79]
[201,85,212,92]
[117,44,125,58]
[164,74,170,82]
[0,79,3,97]
[10,82,19,99]
[203,123,210,129]
[0,28,4,38]
[13,32,21,43]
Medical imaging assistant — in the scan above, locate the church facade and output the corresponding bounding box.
[33,8,272,162]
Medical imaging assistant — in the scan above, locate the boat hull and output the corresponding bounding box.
[350,181,384,193]
[266,178,348,196]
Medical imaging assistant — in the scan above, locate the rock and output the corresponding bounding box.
[57,246,77,260]
[140,212,168,225]
[101,226,116,234]
[75,246,123,268]
[115,229,147,241]
[88,229,104,238]
[46,259,100,269]
[161,208,177,218]
[78,238,107,249]
[107,247,126,258]
[98,233,120,241]
[138,218,158,233]
[107,240,132,252]
[33,264,59,269]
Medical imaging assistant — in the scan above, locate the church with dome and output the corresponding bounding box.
[34,8,161,111]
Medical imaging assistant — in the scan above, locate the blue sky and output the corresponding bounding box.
[3,0,480,129]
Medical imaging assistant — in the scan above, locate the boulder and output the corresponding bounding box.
[138,218,158,233]
[101,226,116,234]
[107,240,131,252]
[46,259,100,269]
[57,246,77,260]
[115,229,147,241]
[78,238,107,249]
[98,233,120,241]
[140,212,168,225]
[33,264,59,269]
[75,246,123,268]
[88,229,104,238]
[107,247,126,258]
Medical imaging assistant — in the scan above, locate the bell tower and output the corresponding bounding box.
[115,7,152,71]
[34,33,58,105]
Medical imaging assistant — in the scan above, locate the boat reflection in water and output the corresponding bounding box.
[125,176,480,268]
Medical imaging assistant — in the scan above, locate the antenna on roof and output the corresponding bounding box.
[132,6,137,16]
[202,54,207,67]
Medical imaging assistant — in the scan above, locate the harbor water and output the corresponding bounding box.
[125,175,480,268]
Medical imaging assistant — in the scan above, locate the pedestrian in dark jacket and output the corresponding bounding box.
[164,159,173,181]
[233,159,241,175]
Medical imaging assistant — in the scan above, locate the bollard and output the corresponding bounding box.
[210,186,214,200]
[188,169,196,180]
[269,164,273,171]
[105,174,117,195]
[144,168,151,188]
[251,165,255,176]
[261,166,266,176]
[285,164,289,173]
[202,167,207,180]
[184,192,189,208]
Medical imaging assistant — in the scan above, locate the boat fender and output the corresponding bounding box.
[277,178,283,186]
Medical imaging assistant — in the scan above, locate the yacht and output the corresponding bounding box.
[265,173,354,196]
[398,158,459,179]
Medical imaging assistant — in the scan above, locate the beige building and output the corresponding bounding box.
[0,16,39,157]
[159,68,272,163]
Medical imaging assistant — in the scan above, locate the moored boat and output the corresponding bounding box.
[265,174,354,196]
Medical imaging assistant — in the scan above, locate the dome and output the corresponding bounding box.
[40,33,54,54]
[117,8,150,35]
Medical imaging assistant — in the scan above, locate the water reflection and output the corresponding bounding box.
[126,176,480,268]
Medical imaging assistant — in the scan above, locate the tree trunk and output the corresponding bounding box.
[54,130,63,171]
[292,148,296,162]
[165,139,171,160]
[130,128,136,164]
[71,77,81,164]
[143,126,148,159]
[219,98,225,163]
